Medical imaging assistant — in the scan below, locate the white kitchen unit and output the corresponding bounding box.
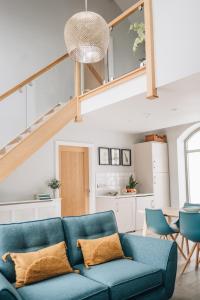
[96,195,135,233]
[0,198,61,224]
[135,195,154,231]
[96,194,154,232]
[133,142,170,208]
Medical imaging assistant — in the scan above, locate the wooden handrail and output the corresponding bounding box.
[0,53,69,102]
[144,0,157,99]
[80,66,146,101]
[0,0,157,102]
[109,0,144,28]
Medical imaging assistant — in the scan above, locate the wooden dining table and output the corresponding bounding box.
[163,207,179,223]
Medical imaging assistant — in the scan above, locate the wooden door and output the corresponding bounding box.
[59,146,89,216]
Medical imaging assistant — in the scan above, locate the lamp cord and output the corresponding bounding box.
[85,0,87,11]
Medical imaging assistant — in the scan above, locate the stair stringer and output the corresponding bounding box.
[0,99,76,181]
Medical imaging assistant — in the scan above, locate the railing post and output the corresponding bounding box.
[74,61,82,122]
[144,0,158,99]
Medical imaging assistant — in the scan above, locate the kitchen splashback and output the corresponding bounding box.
[96,172,132,195]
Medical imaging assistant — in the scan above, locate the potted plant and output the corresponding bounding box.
[126,175,138,194]
[129,22,146,67]
[48,178,61,198]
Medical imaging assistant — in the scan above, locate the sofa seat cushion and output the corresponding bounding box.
[75,259,163,300]
[17,273,109,300]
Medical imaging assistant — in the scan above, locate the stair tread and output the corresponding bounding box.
[0,102,68,158]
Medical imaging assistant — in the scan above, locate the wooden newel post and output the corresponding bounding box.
[144,0,158,100]
[74,61,82,122]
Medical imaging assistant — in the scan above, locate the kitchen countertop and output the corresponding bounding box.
[0,198,59,206]
[96,193,154,199]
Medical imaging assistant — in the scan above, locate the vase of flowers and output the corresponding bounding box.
[48,178,61,198]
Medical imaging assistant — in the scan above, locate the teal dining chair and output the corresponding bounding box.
[145,209,187,260]
[171,203,200,256]
[184,202,200,208]
[179,211,200,274]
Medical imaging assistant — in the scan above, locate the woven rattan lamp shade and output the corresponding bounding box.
[64,11,109,63]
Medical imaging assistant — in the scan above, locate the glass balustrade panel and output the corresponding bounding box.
[109,7,145,80]
[27,58,74,126]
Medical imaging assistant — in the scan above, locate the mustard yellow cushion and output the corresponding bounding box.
[77,233,125,267]
[2,241,73,288]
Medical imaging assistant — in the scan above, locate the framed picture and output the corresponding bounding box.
[98,147,110,165]
[110,148,121,166]
[121,149,131,166]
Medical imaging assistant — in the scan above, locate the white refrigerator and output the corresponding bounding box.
[133,142,170,208]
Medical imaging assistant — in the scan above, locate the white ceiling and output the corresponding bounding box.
[83,73,200,134]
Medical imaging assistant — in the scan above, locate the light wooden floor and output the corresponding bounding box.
[172,259,200,299]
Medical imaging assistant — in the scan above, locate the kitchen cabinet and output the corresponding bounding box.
[96,196,135,233]
[116,197,135,233]
[134,142,170,208]
[0,199,61,224]
[135,195,154,231]
[96,194,154,233]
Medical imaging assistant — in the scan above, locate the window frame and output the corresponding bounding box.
[184,127,200,203]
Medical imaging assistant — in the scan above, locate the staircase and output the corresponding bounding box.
[0,103,64,158]
[0,0,156,181]
[0,99,77,181]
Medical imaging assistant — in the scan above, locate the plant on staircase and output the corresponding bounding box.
[48,178,61,198]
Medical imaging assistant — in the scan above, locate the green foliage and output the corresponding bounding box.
[129,22,145,53]
[48,178,61,190]
[127,175,138,189]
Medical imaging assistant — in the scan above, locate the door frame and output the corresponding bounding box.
[55,141,96,213]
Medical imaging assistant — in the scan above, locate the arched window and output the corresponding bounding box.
[185,128,200,203]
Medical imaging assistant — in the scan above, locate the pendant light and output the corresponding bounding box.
[64,0,109,63]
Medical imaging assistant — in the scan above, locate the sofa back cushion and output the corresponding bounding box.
[62,211,118,266]
[0,218,65,283]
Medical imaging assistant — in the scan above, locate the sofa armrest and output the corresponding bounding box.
[120,234,177,298]
[0,273,22,300]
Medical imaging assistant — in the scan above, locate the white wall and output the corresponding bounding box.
[162,124,193,208]
[136,123,198,208]
[0,121,136,202]
[0,0,124,92]
[153,0,200,87]
[0,0,138,147]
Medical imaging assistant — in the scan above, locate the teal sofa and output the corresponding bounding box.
[0,211,177,300]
